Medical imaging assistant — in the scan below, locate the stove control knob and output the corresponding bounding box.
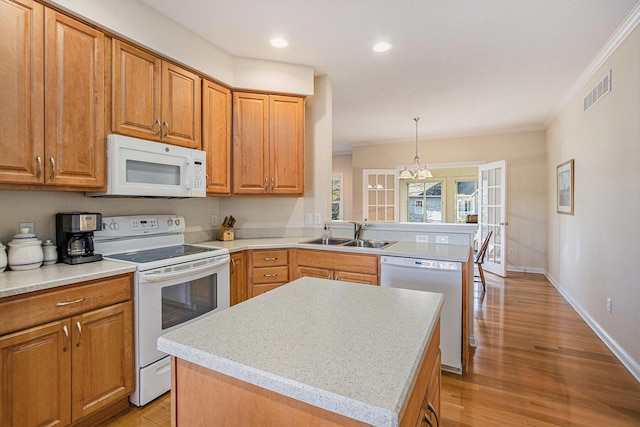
[175,218,181,226]
[167,219,173,227]
[109,222,119,230]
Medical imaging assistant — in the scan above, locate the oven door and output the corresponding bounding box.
[136,254,230,368]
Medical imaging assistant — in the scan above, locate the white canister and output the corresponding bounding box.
[7,228,44,271]
[42,240,58,266]
[0,242,7,272]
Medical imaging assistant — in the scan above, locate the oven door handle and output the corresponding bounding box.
[140,257,228,282]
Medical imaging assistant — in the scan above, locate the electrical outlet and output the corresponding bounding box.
[508,248,514,256]
[19,222,35,234]
[211,215,217,226]
[314,213,322,225]
[436,236,449,244]
[416,234,428,243]
[607,297,613,313]
[305,213,312,225]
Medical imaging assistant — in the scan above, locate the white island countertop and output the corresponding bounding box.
[158,277,444,427]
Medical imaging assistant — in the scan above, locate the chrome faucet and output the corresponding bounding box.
[351,221,367,240]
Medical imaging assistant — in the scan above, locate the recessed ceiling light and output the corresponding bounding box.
[372,42,392,53]
[270,37,288,48]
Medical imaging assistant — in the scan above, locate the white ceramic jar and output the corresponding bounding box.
[7,228,44,271]
[42,240,58,266]
[0,242,7,272]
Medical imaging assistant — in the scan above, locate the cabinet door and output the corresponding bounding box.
[71,301,133,422]
[0,0,45,185]
[334,270,378,285]
[112,39,161,141]
[203,79,231,195]
[44,9,105,188]
[296,266,333,280]
[0,320,71,427]
[230,252,247,305]
[161,62,201,148]
[269,95,304,195]
[233,92,269,194]
[424,351,441,427]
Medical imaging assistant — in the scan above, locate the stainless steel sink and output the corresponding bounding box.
[300,237,353,245]
[341,239,396,249]
[301,237,396,249]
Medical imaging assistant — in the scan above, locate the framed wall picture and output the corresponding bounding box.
[557,159,574,215]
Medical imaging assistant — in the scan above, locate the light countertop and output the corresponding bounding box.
[158,277,444,427]
[198,237,471,262]
[0,261,136,299]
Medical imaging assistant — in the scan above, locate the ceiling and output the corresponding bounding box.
[139,0,639,154]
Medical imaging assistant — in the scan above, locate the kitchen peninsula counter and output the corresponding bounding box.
[199,236,471,263]
[158,277,443,426]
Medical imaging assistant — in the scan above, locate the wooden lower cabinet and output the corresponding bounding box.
[248,249,290,297]
[230,251,247,305]
[293,249,379,285]
[0,274,134,427]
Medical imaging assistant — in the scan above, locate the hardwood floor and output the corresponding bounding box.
[103,272,640,426]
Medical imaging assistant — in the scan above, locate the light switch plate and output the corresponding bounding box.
[19,222,35,234]
[305,213,312,225]
[436,236,449,244]
[314,213,322,225]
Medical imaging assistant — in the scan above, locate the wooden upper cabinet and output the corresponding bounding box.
[0,0,44,185]
[233,92,304,195]
[233,92,270,194]
[112,40,201,149]
[270,95,304,195]
[112,40,161,141]
[44,9,105,188]
[202,79,232,195]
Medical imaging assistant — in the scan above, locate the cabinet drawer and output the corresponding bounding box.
[251,283,286,297]
[252,249,288,267]
[0,274,133,336]
[295,249,378,275]
[252,266,289,284]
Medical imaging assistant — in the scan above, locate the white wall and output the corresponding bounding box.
[546,22,640,379]
[348,131,547,272]
[44,0,313,94]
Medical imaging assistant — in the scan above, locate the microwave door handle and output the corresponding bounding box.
[184,158,192,190]
[140,257,228,282]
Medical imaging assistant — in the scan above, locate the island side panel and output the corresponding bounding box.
[171,357,368,426]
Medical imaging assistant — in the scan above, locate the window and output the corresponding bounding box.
[455,179,477,223]
[363,169,398,221]
[331,173,343,220]
[405,180,443,223]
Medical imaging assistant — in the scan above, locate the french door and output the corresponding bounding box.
[478,160,507,277]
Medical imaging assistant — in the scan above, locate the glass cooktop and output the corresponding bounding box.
[106,245,219,264]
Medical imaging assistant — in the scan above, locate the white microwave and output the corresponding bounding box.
[87,134,206,198]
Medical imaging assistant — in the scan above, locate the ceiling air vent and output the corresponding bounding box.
[583,70,612,112]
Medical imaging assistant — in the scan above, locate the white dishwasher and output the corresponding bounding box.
[380,256,462,373]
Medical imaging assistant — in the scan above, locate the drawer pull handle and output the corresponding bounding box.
[62,325,69,352]
[153,119,161,135]
[76,321,82,347]
[162,121,169,137]
[264,178,268,190]
[263,273,278,277]
[427,402,440,426]
[271,178,274,191]
[49,157,55,180]
[56,297,86,307]
[263,257,278,261]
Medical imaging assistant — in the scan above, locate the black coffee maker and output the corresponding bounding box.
[56,213,103,264]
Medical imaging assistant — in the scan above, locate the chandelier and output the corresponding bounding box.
[399,117,432,180]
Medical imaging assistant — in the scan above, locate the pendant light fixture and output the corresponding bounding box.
[399,117,432,180]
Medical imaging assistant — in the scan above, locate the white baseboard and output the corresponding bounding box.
[545,272,640,383]
[507,266,545,274]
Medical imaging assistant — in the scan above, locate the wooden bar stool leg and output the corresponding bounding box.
[478,264,486,291]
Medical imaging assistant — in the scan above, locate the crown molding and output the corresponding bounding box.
[547,2,640,124]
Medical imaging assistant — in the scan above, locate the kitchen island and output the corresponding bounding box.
[158,276,443,426]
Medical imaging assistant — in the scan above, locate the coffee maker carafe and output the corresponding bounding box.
[56,213,103,264]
